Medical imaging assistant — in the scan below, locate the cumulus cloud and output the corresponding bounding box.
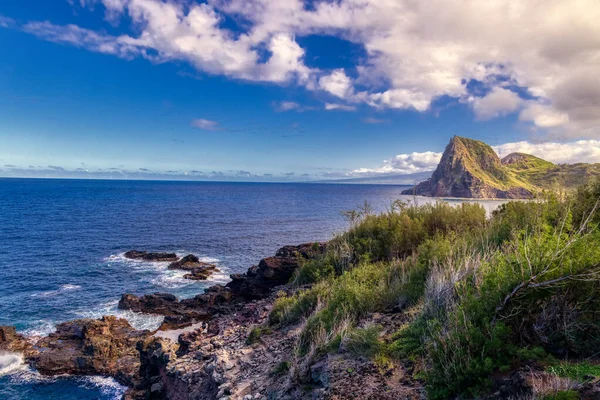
[6,0,600,137]
[353,151,442,175]
[191,118,219,130]
[493,140,600,164]
[472,87,522,120]
[319,69,353,98]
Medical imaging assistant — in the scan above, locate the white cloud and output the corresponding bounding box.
[324,103,356,111]
[318,69,353,98]
[273,101,316,112]
[519,104,570,128]
[7,0,600,137]
[353,151,442,175]
[493,140,600,164]
[472,87,522,120]
[355,139,600,178]
[191,118,219,130]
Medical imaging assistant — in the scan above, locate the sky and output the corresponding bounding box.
[1,0,599,181]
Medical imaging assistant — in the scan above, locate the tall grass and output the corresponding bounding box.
[269,182,600,399]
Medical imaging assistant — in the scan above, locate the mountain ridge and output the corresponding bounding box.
[401,136,600,199]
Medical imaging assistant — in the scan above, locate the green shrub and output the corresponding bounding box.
[344,325,383,358]
[268,189,600,399]
[547,361,600,382]
[271,360,291,376]
[246,326,273,345]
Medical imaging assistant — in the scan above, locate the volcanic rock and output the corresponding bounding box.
[0,326,35,356]
[124,250,178,262]
[29,316,150,385]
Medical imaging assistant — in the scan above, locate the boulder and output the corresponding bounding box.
[124,250,178,262]
[168,254,208,271]
[183,265,220,281]
[29,316,150,385]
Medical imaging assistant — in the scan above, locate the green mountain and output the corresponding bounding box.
[401,136,600,199]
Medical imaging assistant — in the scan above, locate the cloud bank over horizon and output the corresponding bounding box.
[3,139,600,182]
[4,0,600,139]
[352,139,600,178]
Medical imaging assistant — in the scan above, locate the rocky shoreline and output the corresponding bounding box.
[0,243,341,399]
[3,243,598,399]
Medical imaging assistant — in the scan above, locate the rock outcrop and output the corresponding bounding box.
[0,326,35,357]
[402,136,600,199]
[29,316,150,386]
[402,136,534,199]
[124,250,179,262]
[119,243,326,325]
[168,254,220,281]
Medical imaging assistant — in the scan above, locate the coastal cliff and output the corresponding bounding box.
[401,136,600,199]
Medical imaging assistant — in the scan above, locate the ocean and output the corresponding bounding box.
[0,178,506,399]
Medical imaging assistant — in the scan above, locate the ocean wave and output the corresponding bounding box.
[30,284,82,298]
[0,352,27,377]
[75,300,164,331]
[104,251,220,265]
[77,376,127,399]
[22,319,57,338]
[105,251,227,289]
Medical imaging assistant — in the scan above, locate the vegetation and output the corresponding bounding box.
[405,136,600,197]
[269,181,600,399]
[246,325,273,345]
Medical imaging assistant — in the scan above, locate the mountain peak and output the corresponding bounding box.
[401,136,533,198]
[402,136,600,199]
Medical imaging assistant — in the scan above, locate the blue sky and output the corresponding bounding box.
[1,1,599,181]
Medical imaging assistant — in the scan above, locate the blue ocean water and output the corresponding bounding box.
[0,179,505,399]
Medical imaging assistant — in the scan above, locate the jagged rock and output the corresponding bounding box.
[184,265,220,281]
[166,254,221,281]
[118,292,212,330]
[168,254,208,270]
[124,250,178,262]
[29,316,149,385]
[0,326,35,356]
[275,242,327,258]
[226,243,325,300]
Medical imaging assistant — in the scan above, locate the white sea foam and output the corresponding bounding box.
[30,284,82,298]
[22,319,57,338]
[106,251,227,289]
[77,375,127,399]
[0,352,27,377]
[76,299,164,331]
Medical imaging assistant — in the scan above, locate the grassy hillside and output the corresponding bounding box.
[267,182,600,399]
[450,136,535,192]
[405,136,600,198]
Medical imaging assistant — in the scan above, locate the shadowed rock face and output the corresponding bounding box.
[28,316,150,386]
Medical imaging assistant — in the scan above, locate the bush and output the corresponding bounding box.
[268,189,600,399]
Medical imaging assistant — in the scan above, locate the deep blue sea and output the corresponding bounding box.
[0,179,505,399]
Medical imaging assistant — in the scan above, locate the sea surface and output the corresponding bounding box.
[0,178,506,399]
